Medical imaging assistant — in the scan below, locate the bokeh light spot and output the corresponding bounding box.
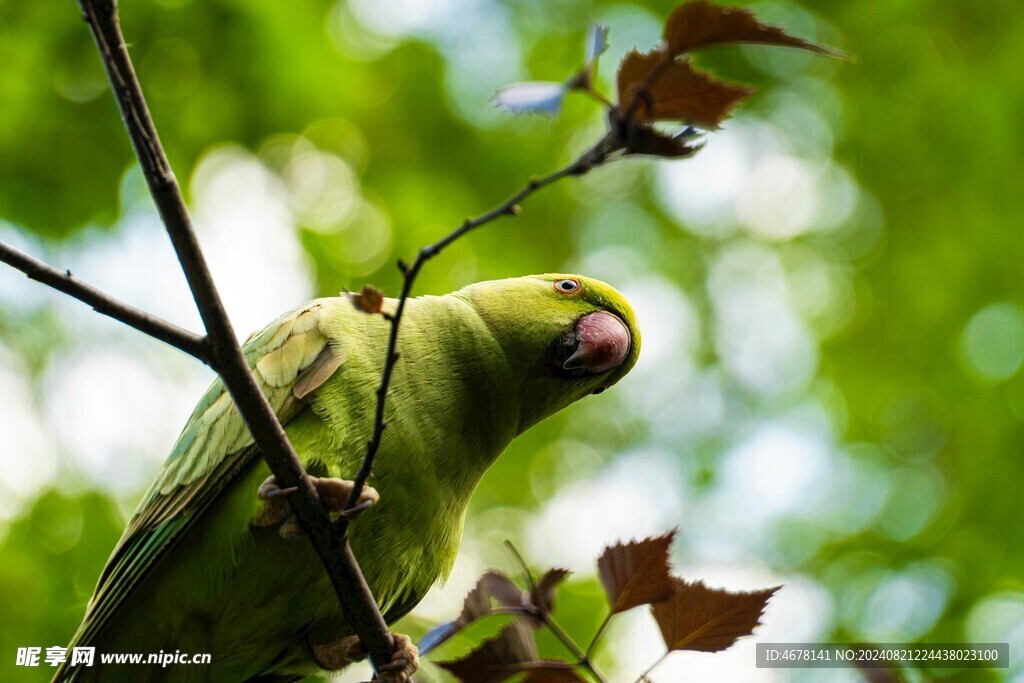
[960,302,1024,382]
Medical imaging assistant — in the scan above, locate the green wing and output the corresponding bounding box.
[60,298,345,674]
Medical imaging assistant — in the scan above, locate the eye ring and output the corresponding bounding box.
[554,278,581,295]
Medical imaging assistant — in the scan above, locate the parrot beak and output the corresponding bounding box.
[563,311,631,374]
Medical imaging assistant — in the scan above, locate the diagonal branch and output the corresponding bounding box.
[341,132,618,518]
[75,0,396,671]
[0,241,208,361]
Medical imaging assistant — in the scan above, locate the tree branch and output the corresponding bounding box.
[75,0,396,671]
[0,0,629,675]
[505,540,609,683]
[341,132,617,517]
[0,241,208,361]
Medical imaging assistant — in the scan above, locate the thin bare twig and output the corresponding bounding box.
[75,0,396,671]
[635,652,669,683]
[585,611,613,661]
[341,132,617,516]
[505,539,539,593]
[505,541,610,683]
[540,611,609,683]
[0,241,208,360]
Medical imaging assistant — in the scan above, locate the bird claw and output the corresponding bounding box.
[314,476,380,515]
[253,475,380,539]
[308,631,418,682]
[258,479,298,500]
[372,633,419,683]
[309,634,365,671]
[338,497,375,520]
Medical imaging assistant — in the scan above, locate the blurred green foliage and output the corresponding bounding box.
[1,0,1022,681]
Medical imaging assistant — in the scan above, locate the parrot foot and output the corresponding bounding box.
[309,633,419,682]
[254,475,380,539]
[374,633,419,683]
[309,634,364,671]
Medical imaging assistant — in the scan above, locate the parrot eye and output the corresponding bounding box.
[554,279,581,294]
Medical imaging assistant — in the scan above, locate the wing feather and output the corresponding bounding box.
[57,299,346,681]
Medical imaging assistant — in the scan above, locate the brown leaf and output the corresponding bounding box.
[596,531,676,614]
[436,621,539,683]
[520,667,588,682]
[345,284,384,314]
[466,570,526,615]
[624,126,704,159]
[651,578,780,652]
[531,568,571,615]
[420,570,524,655]
[663,0,837,58]
[617,50,753,128]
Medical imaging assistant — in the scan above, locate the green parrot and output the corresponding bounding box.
[56,273,640,682]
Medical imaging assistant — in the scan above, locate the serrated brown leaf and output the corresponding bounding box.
[531,568,571,615]
[466,570,525,615]
[596,531,676,614]
[345,284,384,314]
[625,126,704,159]
[617,50,753,128]
[651,578,780,652]
[663,0,836,58]
[436,620,539,683]
[420,570,524,655]
[520,667,588,682]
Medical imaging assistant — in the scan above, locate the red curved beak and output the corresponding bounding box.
[563,311,631,374]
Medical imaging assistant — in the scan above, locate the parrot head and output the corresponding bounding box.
[458,273,640,433]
